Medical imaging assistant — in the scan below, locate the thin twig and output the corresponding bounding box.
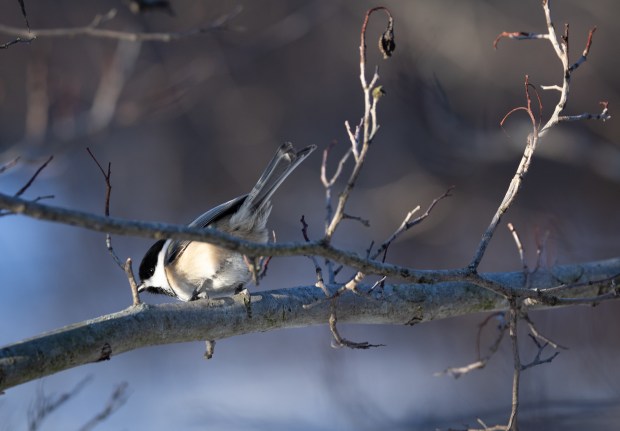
[124,258,141,306]
[493,32,549,49]
[15,155,53,198]
[521,312,567,350]
[473,0,610,273]
[328,301,384,350]
[470,76,538,271]
[436,312,507,379]
[324,7,394,240]
[258,230,276,280]
[507,223,530,289]
[506,298,520,431]
[86,148,124,270]
[0,36,33,49]
[0,156,20,174]
[375,186,454,263]
[520,334,560,372]
[28,376,93,431]
[86,148,111,217]
[342,213,370,227]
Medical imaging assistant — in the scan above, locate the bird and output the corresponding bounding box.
[138,142,316,301]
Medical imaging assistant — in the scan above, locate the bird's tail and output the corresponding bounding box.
[242,142,316,212]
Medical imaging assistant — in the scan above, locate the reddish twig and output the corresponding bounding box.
[493,31,548,49]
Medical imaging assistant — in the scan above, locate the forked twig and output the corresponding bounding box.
[87,148,124,270]
[472,0,610,274]
[324,7,394,241]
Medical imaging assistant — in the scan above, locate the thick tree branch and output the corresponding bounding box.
[1,192,618,305]
[1,258,618,392]
[0,191,468,285]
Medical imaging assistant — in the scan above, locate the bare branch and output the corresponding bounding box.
[521,312,567,350]
[506,299,520,431]
[77,382,129,431]
[374,186,454,263]
[86,148,124,270]
[124,258,141,306]
[14,155,53,198]
[342,213,370,227]
[28,376,93,431]
[472,0,608,273]
[558,101,611,123]
[507,223,529,281]
[436,312,507,379]
[0,190,468,286]
[0,157,20,174]
[2,191,619,304]
[520,334,560,372]
[328,304,384,350]
[325,7,394,240]
[0,258,618,392]
[493,31,548,49]
[471,76,539,271]
[0,36,33,49]
[0,6,242,43]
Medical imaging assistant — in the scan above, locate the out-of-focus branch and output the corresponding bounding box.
[0,36,32,49]
[88,40,142,133]
[28,376,93,431]
[77,382,129,431]
[0,6,242,43]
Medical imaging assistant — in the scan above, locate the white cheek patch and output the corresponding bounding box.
[149,239,173,292]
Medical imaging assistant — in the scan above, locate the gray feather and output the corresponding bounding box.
[165,195,247,264]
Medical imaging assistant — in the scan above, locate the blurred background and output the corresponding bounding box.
[1,0,619,429]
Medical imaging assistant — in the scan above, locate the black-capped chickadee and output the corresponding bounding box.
[138,142,316,301]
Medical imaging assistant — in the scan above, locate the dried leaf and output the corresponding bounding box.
[378,17,395,59]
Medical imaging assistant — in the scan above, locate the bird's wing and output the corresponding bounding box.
[165,194,247,264]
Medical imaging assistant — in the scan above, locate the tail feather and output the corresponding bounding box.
[242,142,316,212]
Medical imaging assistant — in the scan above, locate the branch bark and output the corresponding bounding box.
[1,257,619,392]
[0,192,467,285]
